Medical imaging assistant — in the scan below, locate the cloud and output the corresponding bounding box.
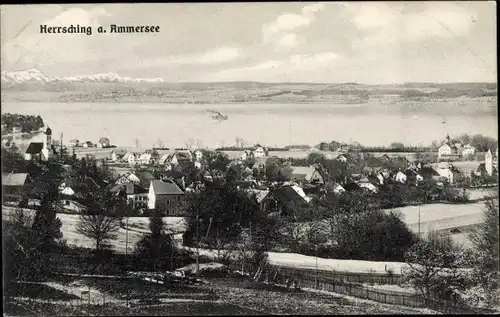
[138,47,243,68]
[195,47,242,64]
[349,3,476,48]
[204,52,340,81]
[289,52,339,70]
[262,3,325,43]
[3,7,112,67]
[277,33,301,48]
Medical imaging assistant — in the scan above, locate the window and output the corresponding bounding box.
[65,200,70,205]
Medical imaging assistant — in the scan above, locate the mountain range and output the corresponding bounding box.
[1,69,165,86]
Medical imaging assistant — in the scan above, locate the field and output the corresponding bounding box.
[4,273,439,315]
[389,202,486,235]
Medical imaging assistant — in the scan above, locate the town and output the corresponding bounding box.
[2,118,499,315]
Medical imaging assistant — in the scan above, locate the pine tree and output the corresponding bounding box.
[135,209,177,271]
[31,185,63,253]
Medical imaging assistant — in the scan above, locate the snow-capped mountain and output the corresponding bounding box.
[1,68,51,85]
[1,69,165,86]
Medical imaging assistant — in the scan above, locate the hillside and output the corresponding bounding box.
[1,69,497,104]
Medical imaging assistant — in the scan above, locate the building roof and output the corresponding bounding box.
[135,171,155,187]
[290,166,317,182]
[45,126,52,135]
[60,176,100,197]
[266,186,307,205]
[26,142,44,154]
[245,189,269,203]
[343,182,361,191]
[2,173,29,186]
[151,180,184,195]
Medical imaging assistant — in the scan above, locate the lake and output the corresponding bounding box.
[1,101,497,149]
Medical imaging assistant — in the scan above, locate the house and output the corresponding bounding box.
[137,152,153,165]
[343,182,362,192]
[461,144,476,157]
[194,159,208,170]
[419,166,440,180]
[176,151,193,163]
[290,166,324,185]
[158,152,177,165]
[252,144,267,158]
[356,176,379,193]
[404,169,424,184]
[110,151,118,162]
[193,149,203,162]
[69,139,80,147]
[209,169,226,181]
[332,183,346,194]
[244,188,270,209]
[122,152,137,165]
[114,171,155,189]
[24,142,46,161]
[436,162,461,184]
[334,154,348,163]
[484,149,498,176]
[58,176,100,199]
[260,186,309,214]
[2,173,30,202]
[147,180,186,216]
[438,135,462,160]
[98,137,111,148]
[110,182,149,210]
[82,141,94,148]
[394,170,407,183]
[12,125,22,134]
[55,199,87,214]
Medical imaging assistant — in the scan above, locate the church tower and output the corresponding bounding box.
[44,126,52,149]
[42,126,52,161]
[485,149,493,176]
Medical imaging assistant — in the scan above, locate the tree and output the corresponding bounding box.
[185,138,195,150]
[205,151,231,172]
[467,196,500,307]
[135,208,178,271]
[3,209,44,283]
[390,142,405,150]
[403,231,467,300]
[307,152,326,165]
[156,138,164,148]
[265,157,292,182]
[31,185,63,253]
[76,201,120,252]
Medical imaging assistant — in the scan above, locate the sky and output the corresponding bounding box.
[0,2,497,84]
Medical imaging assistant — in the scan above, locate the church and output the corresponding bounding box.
[24,127,52,161]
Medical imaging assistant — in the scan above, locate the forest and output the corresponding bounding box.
[1,113,45,134]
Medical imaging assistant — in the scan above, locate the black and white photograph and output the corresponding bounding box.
[1,2,498,315]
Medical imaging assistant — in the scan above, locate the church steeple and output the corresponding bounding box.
[44,126,52,151]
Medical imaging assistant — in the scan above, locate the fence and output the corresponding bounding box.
[227,261,403,285]
[260,265,493,315]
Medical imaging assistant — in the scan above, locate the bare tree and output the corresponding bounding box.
[240,139,247,148]
[76,206,120,252]
[156,138,164,149]
[196,138,203,149]
[134,138,141,148]
[185,138,195,150]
